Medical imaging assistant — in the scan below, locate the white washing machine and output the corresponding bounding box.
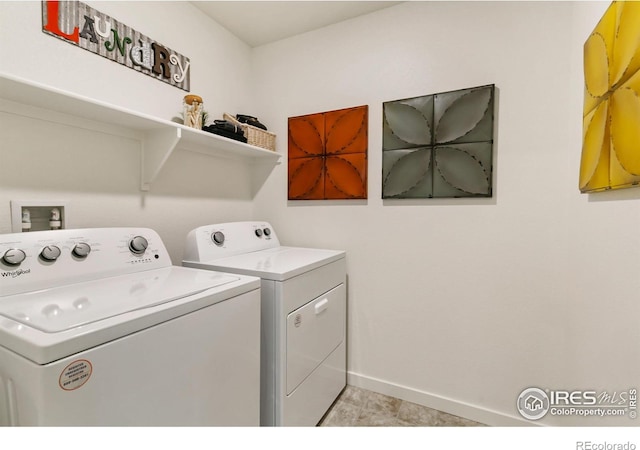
[183,221,346,426]
[0,227,261,426]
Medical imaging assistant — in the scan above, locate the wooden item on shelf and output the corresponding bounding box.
[183,94,203,129]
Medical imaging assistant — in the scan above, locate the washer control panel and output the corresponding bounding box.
[0,228,171,296]
[184,221,280,262]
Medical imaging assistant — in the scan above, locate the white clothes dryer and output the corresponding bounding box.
[183,221,346,426]
[0,227,261,426]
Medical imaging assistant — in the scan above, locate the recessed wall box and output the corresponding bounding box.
[10,201,70,232]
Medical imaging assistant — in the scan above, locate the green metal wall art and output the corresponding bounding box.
[382,85,495,198]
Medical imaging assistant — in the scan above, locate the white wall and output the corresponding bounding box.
[0,1,256,259]
[251,1,640,426]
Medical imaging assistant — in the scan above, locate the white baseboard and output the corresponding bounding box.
[347,371,536,427]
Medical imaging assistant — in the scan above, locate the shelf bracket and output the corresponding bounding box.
[141,127,181,191]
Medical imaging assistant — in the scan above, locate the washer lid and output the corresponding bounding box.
[194,246,345,281]
[0,267,240,333]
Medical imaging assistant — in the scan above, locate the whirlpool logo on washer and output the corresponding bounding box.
[1,268,31,279]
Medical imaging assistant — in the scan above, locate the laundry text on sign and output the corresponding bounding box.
[42,0,190,91]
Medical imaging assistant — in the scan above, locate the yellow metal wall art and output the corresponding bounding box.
[581,1,640,193]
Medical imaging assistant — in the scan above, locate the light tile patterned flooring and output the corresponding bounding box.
[319,385,486,427]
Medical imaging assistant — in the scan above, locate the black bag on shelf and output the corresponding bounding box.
[203,121,247,143]
[236,114,268,131]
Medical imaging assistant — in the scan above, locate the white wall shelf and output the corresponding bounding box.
[0,73,281,191]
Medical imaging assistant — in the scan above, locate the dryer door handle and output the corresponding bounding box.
[314,298,329,315]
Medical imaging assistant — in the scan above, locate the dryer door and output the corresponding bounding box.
[285,283,345,395]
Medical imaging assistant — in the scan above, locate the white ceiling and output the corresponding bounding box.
[191,1,402,47]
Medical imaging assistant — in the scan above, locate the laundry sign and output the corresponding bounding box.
[42,1,191,91]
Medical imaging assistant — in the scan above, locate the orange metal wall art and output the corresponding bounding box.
[581,1,640,193]
[288,106,368,200]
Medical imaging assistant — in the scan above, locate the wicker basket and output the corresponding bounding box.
[223,113,276,151]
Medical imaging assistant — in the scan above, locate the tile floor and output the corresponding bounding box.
[318,385,486,427]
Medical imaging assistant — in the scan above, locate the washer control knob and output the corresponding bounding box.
[72,242,91,258]
[255,229,263,237]
[212,231,225,246]
[263,228,271,237]
[129,236,148,255]
[2,248,26,266]
[40,245,62,262]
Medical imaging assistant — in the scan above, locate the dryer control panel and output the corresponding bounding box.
[184,221,281,262]
[0,228,171,296]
